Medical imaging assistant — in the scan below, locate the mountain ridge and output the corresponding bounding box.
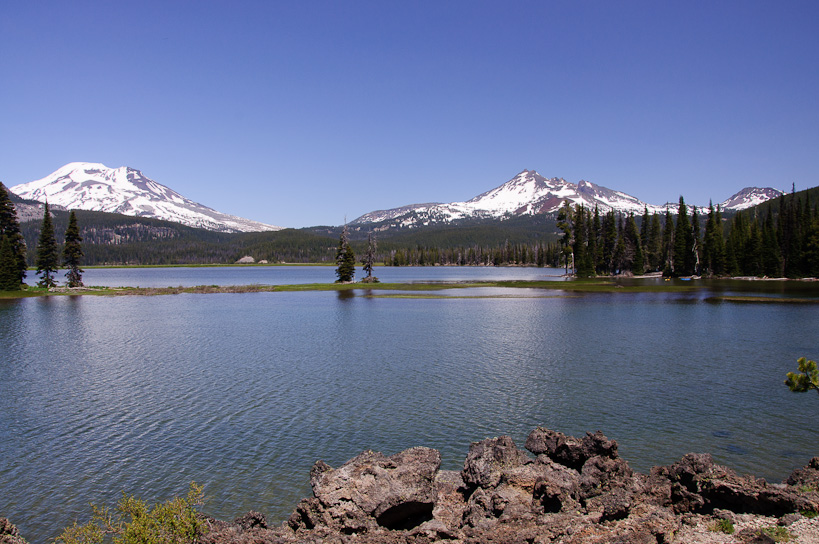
[352,170,784,229]
[10,162,281,233]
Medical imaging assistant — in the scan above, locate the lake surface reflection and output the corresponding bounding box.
[79,265,569,287]
[1,267,817,542]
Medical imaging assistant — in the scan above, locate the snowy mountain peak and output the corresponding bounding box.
[11,163,281,233]
[718,187,785,211]
[352,170,785,229]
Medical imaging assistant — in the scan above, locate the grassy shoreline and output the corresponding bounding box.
[0,278,736,299]
[3,276,818,301]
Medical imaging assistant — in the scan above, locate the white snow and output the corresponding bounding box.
[352,170,783,229]
[11,162,282,233]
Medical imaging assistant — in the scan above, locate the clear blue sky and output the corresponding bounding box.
[2,1,817,228]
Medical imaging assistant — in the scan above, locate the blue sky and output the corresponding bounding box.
[2,1,817,228]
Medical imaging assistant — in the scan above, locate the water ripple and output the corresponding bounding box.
[1,289,818,542]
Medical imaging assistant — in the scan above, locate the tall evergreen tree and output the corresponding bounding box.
[745,220,764,276]
[691,206,701,275]
[589,206,600,274]
[0,235,20,290]
[556,201,574,274]
[63,210,84,287]
[761,206,781,276]
[624,212,644,274]
[361,231,378,282]
[647,212,662,271]
[613,214,626,273]
[703,202,726,276]
[639,206,650,266]
[662,208,675,276]
[0,183,27,285]
[36,202,60,288]
[334,224,356,283]
[573,205,594,277]
[673,197,694,276]
[601,211,617,274]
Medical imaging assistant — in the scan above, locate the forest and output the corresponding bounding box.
[6,184,819,279]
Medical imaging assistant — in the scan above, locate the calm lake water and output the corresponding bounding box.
[1,266,818,542]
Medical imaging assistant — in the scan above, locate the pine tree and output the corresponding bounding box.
[613,214,626,273]
[0,235,20,290]
[0,183,27,286]
[624,212,644,274]
[703,202,724,276]
[63,210,84,287]
[589,206,600,274]
[713,205,726,275]
[691,206,701,275]
[573,205,594,277]
[36,202,60,288]
[556,201,574,274]
[662,208,674,276]
[335,224,355,283]
[361,232,379,283]
[673,197,694,276]
[647,213,662,271]
[601,211,617,274]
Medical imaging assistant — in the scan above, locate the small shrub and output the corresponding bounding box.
[55,482,205,544]
[760,526,793,542]
[709,518,735,534]
[801,509,819,519]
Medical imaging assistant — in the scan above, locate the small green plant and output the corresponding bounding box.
[760,526,793,542]
[55,482,205,544]
[708,518,735,534]
[785,357,819,395]
[801,509,819,519]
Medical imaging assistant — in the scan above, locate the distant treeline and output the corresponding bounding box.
[15,186,819,278]
[550,186,819,278]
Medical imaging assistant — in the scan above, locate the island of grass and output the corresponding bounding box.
[4,277,816,302]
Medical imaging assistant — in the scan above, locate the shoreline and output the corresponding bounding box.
[3,427,817,544]
[3,276,819,301]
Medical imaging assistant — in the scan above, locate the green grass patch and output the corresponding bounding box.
[759,526,793,542]
[708,519,735,534]
[1,278,816,300]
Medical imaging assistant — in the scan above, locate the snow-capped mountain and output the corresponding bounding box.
[10,162,281,233]
[718,187,785,211]
[353,170,667,227]
[352,170,784,228]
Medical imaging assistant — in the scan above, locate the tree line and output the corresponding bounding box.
[1,185,84,290]
[551,188,819,278]
[6,181,819,279]
[377,187,819,279]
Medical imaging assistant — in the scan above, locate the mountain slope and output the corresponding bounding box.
[352,170,784,229]
[718,187,785,211]
[10,162,281,233]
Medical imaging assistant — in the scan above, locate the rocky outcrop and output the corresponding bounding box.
[196,427,819,543]
[9,428,819,543]
[0,518,26,544]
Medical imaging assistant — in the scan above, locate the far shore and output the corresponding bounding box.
[3,277,819,302]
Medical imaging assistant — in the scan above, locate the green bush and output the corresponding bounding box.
[760,526,793,542]
[785,357,819,395]
[55,483,205,544]
[709,518,734,534]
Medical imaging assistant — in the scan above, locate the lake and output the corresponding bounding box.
[1,266,818,542]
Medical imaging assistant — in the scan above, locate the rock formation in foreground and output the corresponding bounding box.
[4,428,819,543]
